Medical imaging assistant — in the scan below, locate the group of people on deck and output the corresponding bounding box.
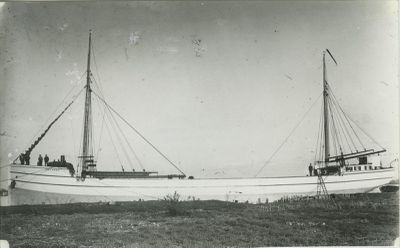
[37,154,50,166]
[308,162,346,176]
[19,153,49,166]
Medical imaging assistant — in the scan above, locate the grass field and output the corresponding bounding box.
[0,192,398,247]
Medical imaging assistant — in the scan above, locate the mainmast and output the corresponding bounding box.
[322,51,330,163]
[79,31,94,177]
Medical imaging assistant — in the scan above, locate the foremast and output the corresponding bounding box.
[78,31,94,178]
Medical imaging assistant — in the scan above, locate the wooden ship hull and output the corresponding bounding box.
[9,165,394,205]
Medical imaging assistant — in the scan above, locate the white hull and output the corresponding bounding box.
[9,165,395,205]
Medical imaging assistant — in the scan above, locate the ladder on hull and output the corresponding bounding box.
[317,174,329,198]
[316,174,340,208]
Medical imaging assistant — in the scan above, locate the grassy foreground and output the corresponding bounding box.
[0,192,398,247]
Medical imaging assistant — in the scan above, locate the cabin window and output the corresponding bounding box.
[364,166,367,170]
[358,166,361,171]
[369,166,372,170]
[358,157,367,164]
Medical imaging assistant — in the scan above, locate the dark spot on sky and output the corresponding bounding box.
[124,47,129,60]
[285,74,293,80]
[192,37,205,57]
[192,38,201,46]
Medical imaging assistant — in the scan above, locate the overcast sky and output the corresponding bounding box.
[0,1,398,184]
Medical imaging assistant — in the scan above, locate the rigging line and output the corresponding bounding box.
[90,79,126,170]
[89,63,141,168]
[99,98,126,171]
[318,103,325,163]
[314,102,324,164]
[91,81,143,171]
[69,114,78,167]
[327,84,366,150]
[327,97,342,155]
[328,107,339,158]
[254,93,323,177]
[317,122,323,163]
[328,94,354,153]
[13,86,86,163]
[104,101,136,172]
[313,105,321,163]
[319,102,325,163]
[329,105,343,155]
[100,96,131,171]
[325,87,337,155]
[18,81,85,156]
[103,100,136,171]
[92,91,186,176]
[93,92,107,164]
[89,66,142,170]
[344,114,385,150]
[327,85,358,151]
[103,97,145,171]
[91,42,106,99]
[92,42,106,111]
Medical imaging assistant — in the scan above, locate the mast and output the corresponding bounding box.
[323,51,330,163]
[79,31,93,177]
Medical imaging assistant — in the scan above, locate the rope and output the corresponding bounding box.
[91,78,144,171]
[93,93,107,164]
[327,97,340,156]
[16,80,85,161]
[92,91,186,176]
[93,95,125,171]
[91,41,145,171]
[255,93,322,177]
[327,84,366,150]
[103,97,143,171]
[328,85,358,152]
[328,95,354,153]
[13,86,85,164]
[314,103,324,164]
[91,44,145,171]
[345,114,385,150]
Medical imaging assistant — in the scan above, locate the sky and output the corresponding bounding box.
[0,1,398,190]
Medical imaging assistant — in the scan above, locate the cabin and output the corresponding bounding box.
[345,156,382,172]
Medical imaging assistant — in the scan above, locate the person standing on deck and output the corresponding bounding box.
[38,154,43,166]
[24,152,30,165]
[44,154,49,166]
[308,163,313,176]
[19,153,24,164]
